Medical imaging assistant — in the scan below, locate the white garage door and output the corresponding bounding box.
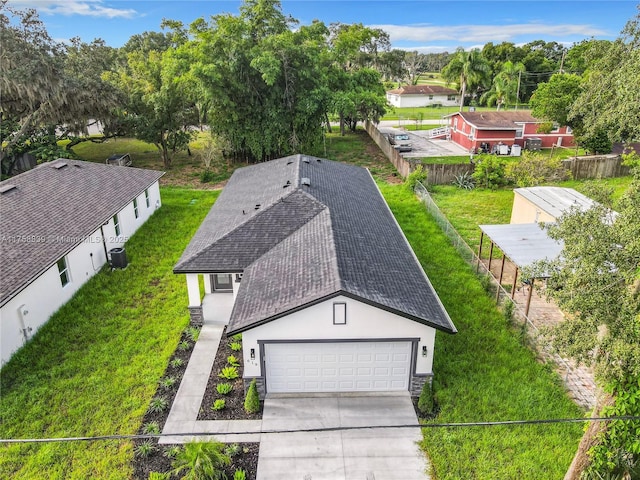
[264,341,412,393]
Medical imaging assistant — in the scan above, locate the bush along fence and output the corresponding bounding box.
[413,181,596,410]
[365,120,631,185]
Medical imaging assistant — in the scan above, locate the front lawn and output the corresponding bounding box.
[380,184,583,479]
[0,187,217,479]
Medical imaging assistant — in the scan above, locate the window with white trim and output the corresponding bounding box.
[133,198,139,219]
[447,95,456,101]
[113,214,121,236]
[453,118,458,131]
[515,127,524,139]
[57,257,70,287]
[144,189,150,208]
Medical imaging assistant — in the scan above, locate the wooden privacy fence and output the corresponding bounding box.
[562,154,631,179]
[365,120,631,184]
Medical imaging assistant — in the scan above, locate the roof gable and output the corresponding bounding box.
[0,159,164,305]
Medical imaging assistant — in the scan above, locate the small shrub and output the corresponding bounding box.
[472,154,507,189]
[200,169,216,183]
[418,381,435,416]
[177,340,191,351]
[452,171,475,190]
[229,341,242,352]
[135,440,156,458]
[159,376,177,389]
[405,164,427,190]
[148,472,170,480]
[170,358,184,368]
[244,379,260,414]
[225,443,241,458]
[142,421,160,435]
[171,441,231,479]
[479,273,493,294]
[233,469,247,480]
[231,333,242,341]
[216,383,233,395]
[163,445,182,459]
[227,355,240,367]
[505,151,570,187]
[185,326,200,342]
[219,366,239,380]
[242,446,250,454]
[148,396,169,413]
[212,399,226,411]
[503,301,515,324]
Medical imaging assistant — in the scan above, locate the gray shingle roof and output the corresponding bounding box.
[175,155,456,334]
[0,159,164,306]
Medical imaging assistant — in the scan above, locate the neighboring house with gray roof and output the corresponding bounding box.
[0,159,163,365]
[174,154,456,397]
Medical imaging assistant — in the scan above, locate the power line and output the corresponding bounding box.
[2,416,639,444]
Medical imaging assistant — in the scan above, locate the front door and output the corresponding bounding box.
[211,273,233,292]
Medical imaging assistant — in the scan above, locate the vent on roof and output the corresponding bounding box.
[316,158,322,163]
[302,157,310,164]
[301,177,311,186]
[283,180,291,188]
[0,184,17,194]
[286,160,293,165]
[254,204,261,210]
[52,161,67,169]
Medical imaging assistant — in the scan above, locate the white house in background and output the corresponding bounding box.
[174,154,456,398]
[0,159,164,365]
[386,84,459,108]
[510,186,595,224]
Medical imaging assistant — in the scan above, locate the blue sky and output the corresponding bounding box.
[9,0,639,51]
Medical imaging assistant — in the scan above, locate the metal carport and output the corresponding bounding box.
[477,223,563,316]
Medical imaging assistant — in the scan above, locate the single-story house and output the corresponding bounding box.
[445,111,575,153]
[174,154,456,397]
[386,84,459,108]
[510,186,595,224]
[0,159,164,365]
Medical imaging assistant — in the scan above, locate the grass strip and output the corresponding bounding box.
[380,183,583,479]
[0,187,217,479]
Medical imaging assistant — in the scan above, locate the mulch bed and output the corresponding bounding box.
[132,326,260,479]
[198,326,263,421]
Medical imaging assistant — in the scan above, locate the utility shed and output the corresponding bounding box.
[510,186,594,224]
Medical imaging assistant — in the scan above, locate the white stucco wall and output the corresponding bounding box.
[241,295,437,378]
[388,94,459,108]
[0,181,162,365]
[510,192,557,224]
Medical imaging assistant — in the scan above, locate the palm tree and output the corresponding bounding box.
[481,75,509,110]
[441,48,491,111]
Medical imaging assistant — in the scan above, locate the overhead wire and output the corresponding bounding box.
[2,415,639,444]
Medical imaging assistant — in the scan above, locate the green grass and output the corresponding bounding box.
[382,106,503,121]
[322,129,402,182]
[380,184,583,479]
[0,187,217,479]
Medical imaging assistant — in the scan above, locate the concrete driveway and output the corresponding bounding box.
[256,393,429,480]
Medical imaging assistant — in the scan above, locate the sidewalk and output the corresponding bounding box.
[160,323,262,444]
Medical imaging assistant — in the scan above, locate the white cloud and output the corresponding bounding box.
[370,23,608,44]
[11,0,137,19]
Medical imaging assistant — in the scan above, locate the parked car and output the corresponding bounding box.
[387,133,412,152]
[105,153,132,167]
